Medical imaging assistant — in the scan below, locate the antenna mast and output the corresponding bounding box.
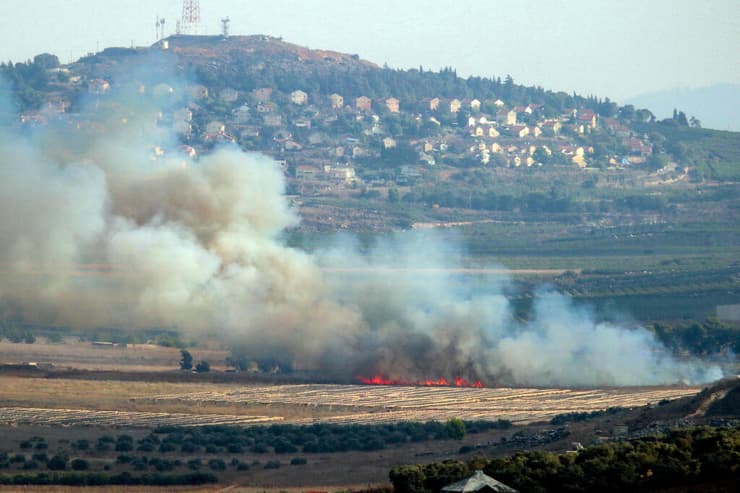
[221,17,230,37]
[180,0,201,35]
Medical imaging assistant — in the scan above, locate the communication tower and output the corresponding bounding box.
[221,17,230,37]
[155,17,166,40]
[180,0,201,35]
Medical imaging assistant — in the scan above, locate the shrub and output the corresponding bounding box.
[73,439,90,450]
[290,457,307,465]
[47,454,67,471]
[208,459,226,471]
[70,458,89,471]
[31,453,48,463]
[264,460,280,469]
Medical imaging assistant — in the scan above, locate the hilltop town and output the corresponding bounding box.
[3,35,738,232]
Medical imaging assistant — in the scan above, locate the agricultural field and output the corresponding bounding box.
[0,373,703,428]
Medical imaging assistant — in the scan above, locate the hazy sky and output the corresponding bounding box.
[2,0,738,101]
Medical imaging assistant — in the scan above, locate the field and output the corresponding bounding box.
[0,376,702,428]
[0,340,727,490]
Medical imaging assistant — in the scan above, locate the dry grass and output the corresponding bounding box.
[0,375,702,428]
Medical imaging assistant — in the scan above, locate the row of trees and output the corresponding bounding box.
[143,419,510,456]
[390,425,739,493]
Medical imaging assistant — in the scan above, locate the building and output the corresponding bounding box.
[252,87,273,102]
[496,109,517,125]
[329,93,344,109]
[291,90,308,105]
[442,470,518,493]
[385,97,400,113]
[449,98,462,113]
[422,97,440,111]
[355,96,372,111]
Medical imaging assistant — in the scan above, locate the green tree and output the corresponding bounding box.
[180,349,193,370]
[444,418,466,440]
[195,360,211,373]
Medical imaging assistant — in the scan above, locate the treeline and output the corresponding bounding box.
[0,54,61,111]
[196,58,621,118]
[146,420,512,455]
[399,186,668,214]
[390,425,739,493]
[0,472,215,487]
[650,319,740,356]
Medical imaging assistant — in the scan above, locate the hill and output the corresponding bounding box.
[625,83,740,132]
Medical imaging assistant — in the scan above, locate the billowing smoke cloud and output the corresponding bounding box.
[0,75,723,387]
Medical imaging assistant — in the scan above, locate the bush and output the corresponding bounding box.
[31,453,48,463]
[208,459,226,471]
[73,439,90,450]
[290,457,307,465]
[47,454,67,471]
[264,460,280,469]
[445,418,466,440]
[70,458,89,471]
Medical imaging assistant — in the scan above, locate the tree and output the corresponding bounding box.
[444,418,466,440]
[180,349,193,370]
[195,360,211,373]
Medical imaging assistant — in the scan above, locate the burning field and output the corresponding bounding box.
[0,374,703,428]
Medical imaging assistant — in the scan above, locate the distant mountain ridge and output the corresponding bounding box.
[624,84,740,132]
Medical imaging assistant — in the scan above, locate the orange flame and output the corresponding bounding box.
[357,375,485,388]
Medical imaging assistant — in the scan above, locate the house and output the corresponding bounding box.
[468,98,481,111]
[291,90,308,105]
[493,99,505,107]
[513,105,530,115]
[508,125,529,138]
[329,165,357,183]
[232,104,251,123]
[355,96,372,111]
[577,108,597,128]
[296,165,319,179]
[382,137,397,149]
[239,127,260,139]
[422,97,440,111]
[419,152,436,165]
[88,79,110,95]
[385,97,400,113]
[256,102,277,113]
[530,126,542,138]
[252,87,273,102]
[329,93,344,109]
[262,114,282,127]
[496,109,517,125]
[205,121,225,134]
[220,88,239,103]
[541,120,562,136]
[449,98,462,113]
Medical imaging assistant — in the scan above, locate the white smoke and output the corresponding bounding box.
[0,77,724,387]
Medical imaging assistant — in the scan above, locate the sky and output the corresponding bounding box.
[1,0,738,101]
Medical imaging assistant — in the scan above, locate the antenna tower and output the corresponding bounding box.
[180,0,201,35]
[155,17,166,40]
[221,17,230,37]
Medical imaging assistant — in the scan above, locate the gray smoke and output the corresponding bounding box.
[0,79,724,387]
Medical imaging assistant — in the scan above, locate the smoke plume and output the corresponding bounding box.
[0,76,723,387]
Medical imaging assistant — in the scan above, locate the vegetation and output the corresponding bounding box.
[143,420,511,455]
[389,425,740,493]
